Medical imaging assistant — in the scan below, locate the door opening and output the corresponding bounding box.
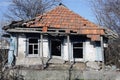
[51,39,61,56]
[73,43,83,58]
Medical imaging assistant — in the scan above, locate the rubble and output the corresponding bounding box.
[86,61,102,70]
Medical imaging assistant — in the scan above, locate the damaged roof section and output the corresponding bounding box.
[3,5,108,41]
[26,5,105,35]
[104,27,119,39]
[2,20,24,30]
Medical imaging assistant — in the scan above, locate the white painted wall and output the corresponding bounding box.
[84,40,103,61]
[95,45,102,61]
[84,41,96,61]
[16,35,103,66]
[62,39,103,62]
[16,35,26,65]
[43,37,49,58]
[16,35,42,65]
[63,38,69,61]
[17,35,26,58]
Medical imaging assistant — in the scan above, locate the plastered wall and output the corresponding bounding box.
[15,35,103,66]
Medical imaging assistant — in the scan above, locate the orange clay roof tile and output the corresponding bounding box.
[26,5,105,40]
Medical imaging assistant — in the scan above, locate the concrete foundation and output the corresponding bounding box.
[9,69,120,80]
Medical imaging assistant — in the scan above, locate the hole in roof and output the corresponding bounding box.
[59,30,65,32]
[83,24,86,26]
[70,30,77,33]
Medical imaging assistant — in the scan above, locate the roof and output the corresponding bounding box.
[26,5,105,41]
[104,27,119,39]
[3,5,105,41]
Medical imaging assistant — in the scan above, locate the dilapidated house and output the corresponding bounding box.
[3,5,115,69]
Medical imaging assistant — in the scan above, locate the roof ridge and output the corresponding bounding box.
[41,3,69,15]
[59,3,67,7]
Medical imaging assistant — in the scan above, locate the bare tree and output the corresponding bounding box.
[0,20,9,35]
[5,0,61,21]
[91,0,120,68]
[91,0,120,34]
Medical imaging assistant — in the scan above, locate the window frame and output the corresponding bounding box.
[27,38,39,57]
[72,42,84,61]
[73,42,83,58]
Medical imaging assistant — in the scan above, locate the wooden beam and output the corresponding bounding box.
[40,34,43,57]
[7,29,94,35]
[67,35,70,61]
[101,36,105,71]
[40,34,44,69]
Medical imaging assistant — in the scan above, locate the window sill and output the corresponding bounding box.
[26,54,39,58]
[71,58,84,62]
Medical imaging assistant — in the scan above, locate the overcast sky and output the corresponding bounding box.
[0,0,95,23]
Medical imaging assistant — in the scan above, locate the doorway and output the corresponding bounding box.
[73,43,83,58]
[51,39,61,57]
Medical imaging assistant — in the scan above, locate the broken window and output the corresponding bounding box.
[28,38,38,55]
[73,43,83,58]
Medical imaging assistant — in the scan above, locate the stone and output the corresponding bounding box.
[86,61,100,70]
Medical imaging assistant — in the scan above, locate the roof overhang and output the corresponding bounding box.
[104,27,119,39]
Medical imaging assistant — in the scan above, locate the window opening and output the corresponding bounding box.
[28,38,38,55]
